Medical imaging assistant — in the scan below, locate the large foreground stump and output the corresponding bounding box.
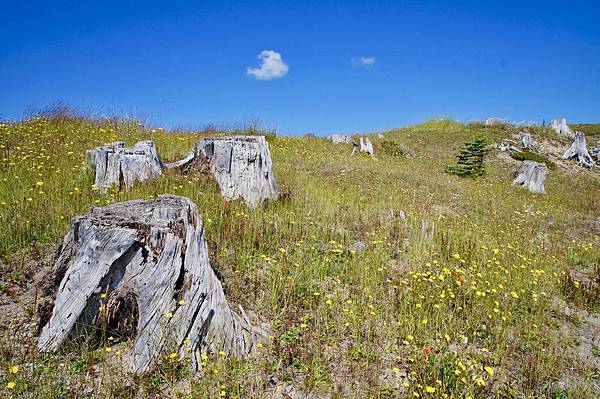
[191,136,279,207]
[562,131,595,168]
[38,195,266,374]
[512,161,548,194]
[86,141,163,191]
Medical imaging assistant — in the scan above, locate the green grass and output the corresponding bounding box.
[571,123,600,138]
[510,151,557,170]
[0,116,598,398]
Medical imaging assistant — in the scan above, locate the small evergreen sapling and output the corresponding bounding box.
[446,135,491,177]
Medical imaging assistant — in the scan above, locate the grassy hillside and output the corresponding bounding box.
[570,123,600,138]
[0,116,598,398]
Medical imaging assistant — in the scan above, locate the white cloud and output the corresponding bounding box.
[246,50,289,80]
[352,56,376,67]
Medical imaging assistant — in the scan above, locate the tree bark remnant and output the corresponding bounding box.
[37,195,267,374]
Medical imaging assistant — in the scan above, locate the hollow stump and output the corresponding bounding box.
[37,195,266,374]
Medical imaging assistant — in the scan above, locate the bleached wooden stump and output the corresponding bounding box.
[37,195,266,374]
[512,161,548,194]
[87,136,280,207]
[191,136,279,207]
[562,131,595,168]
[86,141,163,191]
[519,132,537,150]
[549,118,575,138]
[352,137,375,158]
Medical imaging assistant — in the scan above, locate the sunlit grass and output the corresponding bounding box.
[0,116,598,398]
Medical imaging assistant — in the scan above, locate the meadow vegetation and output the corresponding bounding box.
[509,151,557,170]
[0,114,598,398]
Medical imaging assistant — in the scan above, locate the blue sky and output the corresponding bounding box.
[1,1,599,135]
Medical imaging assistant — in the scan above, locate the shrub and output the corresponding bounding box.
[510,151,556,170]
[446,135,491,177]
[381,140,411,157]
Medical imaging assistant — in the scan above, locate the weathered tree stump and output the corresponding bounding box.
[562,131,595,168]
[512,161,548,194]
[86,141,163,191]
[191,136,279,207]
[498,132,537,153]
[37,195,266,374]
[352,137,375,158]
[519,131,537,150]
[327,134,352,144]
[549,118,575,138]
[88,136,279,207]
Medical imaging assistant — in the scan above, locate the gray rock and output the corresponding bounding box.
[401,239,410,252]
[589,146,600,161]
[348,241,367,255]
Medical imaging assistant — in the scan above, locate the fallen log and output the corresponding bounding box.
[163,151,195,170]
[512,161,548,194]
[562,131,595,168]
[86,141,163,191]
[498,139,519,152]
[37,195,267,374]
